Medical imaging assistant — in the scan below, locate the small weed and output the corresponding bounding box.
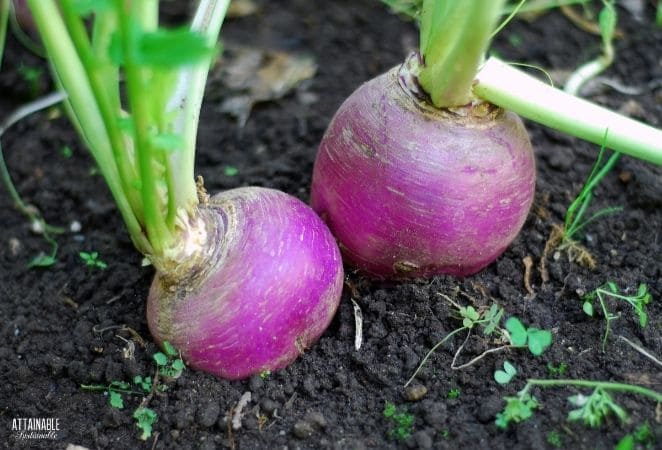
[547,362,568,378]
[495,392,538,429]
[582,282,652,351]
[259,369,271,379]
[440,428,450,439]
[568,387,627,427]
[133,407,157,441]
[447,388,461,399]
[82,341,185,440]
[505,317,552,356]
[494,361,517,385]
[406,297,552,386]
[153,341,185,379]
[546,430,563,448]
[383,401,415,440]
[223,165,238,176]
[60,145,73,158]
[79,251,107,269]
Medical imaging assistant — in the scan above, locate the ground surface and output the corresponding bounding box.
[1,1,661,449]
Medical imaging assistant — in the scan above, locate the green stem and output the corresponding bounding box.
[418,0,505,107]
[166,0,230,214]
[27,0,151,254]
[59,0,143,223]
[404,326,468,387]
[117,3,172,257]
[473,57,662,165]
[523,379,662,403]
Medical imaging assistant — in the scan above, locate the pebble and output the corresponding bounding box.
[260,398,278,415]
[413,430,433,449]
[292,420,314,439]
[404,385,428,402]
[196,402,220,428]
[305,411,327,429]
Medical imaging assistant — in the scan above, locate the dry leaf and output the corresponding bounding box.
[216,47,317,126]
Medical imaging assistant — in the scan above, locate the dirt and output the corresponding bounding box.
[1,1,661,449]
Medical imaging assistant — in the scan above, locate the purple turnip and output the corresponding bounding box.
[311,0,661,279]
[27,0,344,379]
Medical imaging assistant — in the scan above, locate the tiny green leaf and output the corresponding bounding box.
[109,390,124,409]
[494,360,517,384]
[137,28,214,67]
[526,328,552,356]
[153,352,168,366]
[27,254,57,268]
[133,407,157,440]
[223,166,239,177]
[583,301,594,316]
[171,359,185,372]
[163,341,178,357]
[505,317,527,346]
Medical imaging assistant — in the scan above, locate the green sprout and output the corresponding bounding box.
[616,422,657,450]
[223,165,238,176]
[496,379,662,430]
[564,0,617,95]
[447,388,461,399]
[259,369,271,379]
[383,401,415,440]
[133,407,157,441]
[582,282,652,351]
[505,317,553,356]
[562,135,622,248]
[494,360,517,385]
[60,145,73,158]
[546,430,563,448]
[495,392,538,429]
[79,251,108,269]
[406,296,551,387]
[547,362,568,378]
[153,341,185,379]
[567,387,627,427]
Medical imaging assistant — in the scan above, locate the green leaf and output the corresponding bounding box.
[163,341,178,357]
[598,0,616,49]
[171,359,185,372]
[223,166,239,177]
[526,328,552,356]
[615,434,634,450]
[503,361,517,375]
[583,301,594,316]
[137,28,213,67]
[483,304,503,336]
[133,407,157,440]
[494,361,517,384]
[109,391,124,409]
[27,254,57,268]
[505,317,527,346]
[151,133,183,152]
[153,352,168,366]
[383,402,396,418]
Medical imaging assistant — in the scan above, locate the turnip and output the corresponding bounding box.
[27,0,343,379]
[311,0,662,278]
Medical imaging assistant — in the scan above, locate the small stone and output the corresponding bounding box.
[8,238,21,256]
[404,385,428,401]
[305,411,327,430]
[196,402,220,428]
[70,221,82,232]
[413,430,433,449]
[292,420,314,439]
[261,398,278,415]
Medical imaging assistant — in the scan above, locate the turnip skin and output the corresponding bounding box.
[311,66,536,278]
[147,187,344,380]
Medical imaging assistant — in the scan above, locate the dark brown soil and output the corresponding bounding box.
[1,1,661,449]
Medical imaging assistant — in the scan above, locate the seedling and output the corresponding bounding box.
[383,401,415,440]
[447,388,461,399]
[494,361,518,385]
[60,145,73,158]
[153,341,185,379]
[564,0,617,95]
[547,362,568,378]
[259,369,271,379]
[616,422,656,450]
[546,430,563,448]
[495,379,662,430]
[582,282,652,351]
[567,387,627,427]
[405,295,552,387]
[542,136,622,274]
[82,341,185,440]
[223,165,238,176]
[133,407,157,441]
[79,251,108,270]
